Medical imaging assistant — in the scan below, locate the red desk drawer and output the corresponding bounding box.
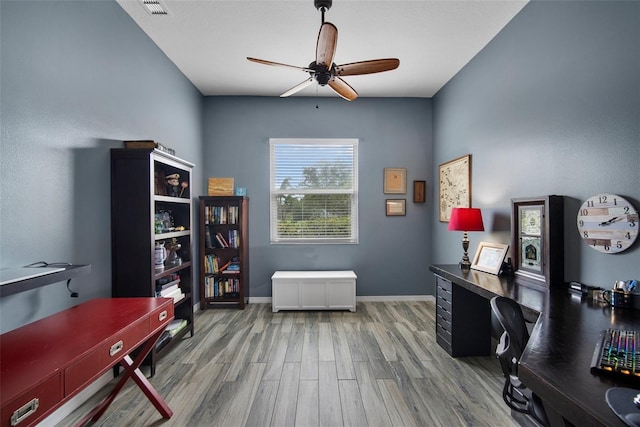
[64,320,149,395]
[0,374,61,427]
[150,302,174,332]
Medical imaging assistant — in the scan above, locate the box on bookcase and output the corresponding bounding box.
[208,178,234,196]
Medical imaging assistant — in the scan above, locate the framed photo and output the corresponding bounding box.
[471,242,509,275]
[384,168,407,194]
[438,155,471,222]
[386,199,406,216]
[413,180,426,203]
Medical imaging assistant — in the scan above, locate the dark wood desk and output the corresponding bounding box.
[430,264,640,427]
[1,298,174,427]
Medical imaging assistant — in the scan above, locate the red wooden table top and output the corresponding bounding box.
[0,298,172,405]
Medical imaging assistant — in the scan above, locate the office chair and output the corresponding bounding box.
[490,296,549,427]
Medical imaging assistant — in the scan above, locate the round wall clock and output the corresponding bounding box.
[576,193,638,253]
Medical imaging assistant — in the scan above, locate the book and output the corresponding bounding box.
[159,283,180,296]
[218,260,231,272]
[124,140,158,149]
[216,232,229,247]
[222,261,240,274]
[163,287,185,303]
[214,233,228,248]
[123,140,175,155]
[205,228,213,247]
[156,331,171,350]
[165,319,187,337]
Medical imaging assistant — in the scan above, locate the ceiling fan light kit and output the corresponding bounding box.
[247,0,399,101]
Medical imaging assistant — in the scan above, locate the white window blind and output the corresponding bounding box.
[270,138,358,244]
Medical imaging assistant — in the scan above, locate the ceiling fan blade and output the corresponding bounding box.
[335,58,400,76]
[280,78,314,98]
[328,77,358,101]
[247,57,313,72]
[316,22,338,67]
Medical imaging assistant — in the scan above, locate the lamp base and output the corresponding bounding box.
[459,232,471,270]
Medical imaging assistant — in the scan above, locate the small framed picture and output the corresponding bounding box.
[386,199,406,216]
[471,242,509,275]
[384,168,407,194]
[413,180,426,203]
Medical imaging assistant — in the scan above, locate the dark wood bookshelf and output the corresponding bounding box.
[111,148,195,376]
[199,196,249,309]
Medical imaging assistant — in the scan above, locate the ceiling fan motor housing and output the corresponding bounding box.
[309,62,332,85]
[314,0,332,12]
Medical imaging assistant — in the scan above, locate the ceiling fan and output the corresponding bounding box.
[247,0,400,101]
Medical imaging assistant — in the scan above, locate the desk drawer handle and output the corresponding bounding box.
[158,310,168,321]
[110,340,124,357]
[11,398,39,426]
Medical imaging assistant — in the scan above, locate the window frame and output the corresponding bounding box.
[269,138,359,244]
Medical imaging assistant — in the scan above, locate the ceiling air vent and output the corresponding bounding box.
[142,0,168,15]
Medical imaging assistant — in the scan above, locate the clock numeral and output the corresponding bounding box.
[586,200,594,208]
[583,231,589,238]
[616,241,623,249]
[598,195,608,204]
[604,243,611,251]
[629,219,636,228]
[578,220,584,227]
[624,206,630,214]
[626,232,632,239]
[580,209,589,216]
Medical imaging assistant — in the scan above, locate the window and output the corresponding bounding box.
[270,138,358,244]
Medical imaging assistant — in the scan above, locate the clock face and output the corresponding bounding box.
[576,194,639,253]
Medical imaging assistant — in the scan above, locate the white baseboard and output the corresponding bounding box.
[357,295,435,302]
[249,295,435,304]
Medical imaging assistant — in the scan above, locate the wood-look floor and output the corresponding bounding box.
[59,301,517,427]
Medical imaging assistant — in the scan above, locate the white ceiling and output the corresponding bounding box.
[116,0,528,99]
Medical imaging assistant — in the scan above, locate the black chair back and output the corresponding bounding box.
[490,296,549,427]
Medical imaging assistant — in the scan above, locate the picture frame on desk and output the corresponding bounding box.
[471,241,509,275]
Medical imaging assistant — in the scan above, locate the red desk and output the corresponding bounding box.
[1,298,174,427]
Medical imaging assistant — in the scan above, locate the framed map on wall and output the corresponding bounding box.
[438,154,471,222]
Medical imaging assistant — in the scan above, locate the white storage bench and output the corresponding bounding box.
[271,270,357,312]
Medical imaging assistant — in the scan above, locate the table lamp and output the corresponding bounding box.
[448,207,484,269]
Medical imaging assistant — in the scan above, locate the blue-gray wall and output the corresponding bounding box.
[0,0,203,333]
[1,0,638,332]
[432,0,640,291]
[203,97,433,298]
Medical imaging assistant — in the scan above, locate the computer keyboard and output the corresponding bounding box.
[591,329,640,378]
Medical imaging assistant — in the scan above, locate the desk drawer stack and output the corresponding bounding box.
[435,274,491,357]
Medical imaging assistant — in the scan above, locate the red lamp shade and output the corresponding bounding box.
[448,208,484,232]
